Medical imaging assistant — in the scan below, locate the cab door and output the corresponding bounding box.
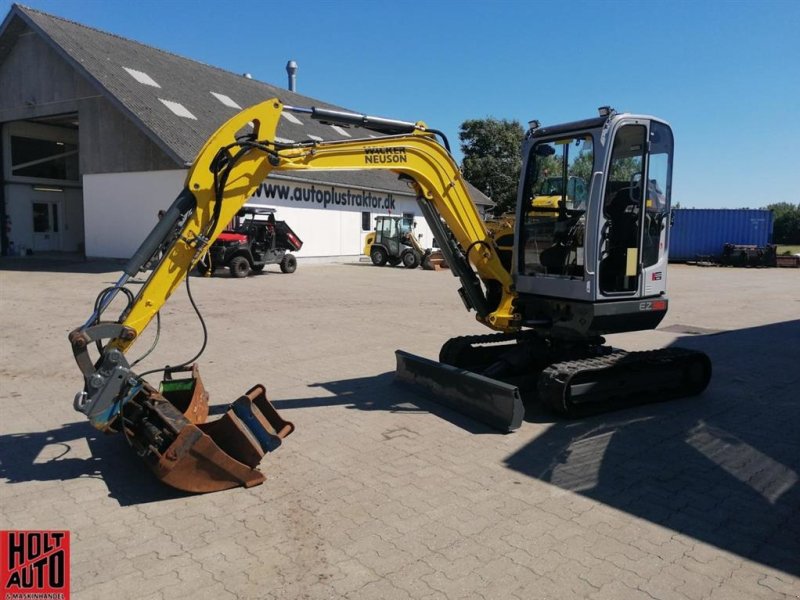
[597,120,673,298]
[639,122,673,297]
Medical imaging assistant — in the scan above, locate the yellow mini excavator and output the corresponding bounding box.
[69,100,711,492]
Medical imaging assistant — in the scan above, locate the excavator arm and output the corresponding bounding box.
[114,99,516,346]
[69,99,519,492]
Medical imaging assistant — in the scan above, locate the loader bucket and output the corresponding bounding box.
[123,373,294,493]
[394,350,524,432]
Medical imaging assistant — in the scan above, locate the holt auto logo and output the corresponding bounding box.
[1,531,70,600]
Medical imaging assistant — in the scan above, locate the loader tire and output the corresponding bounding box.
[280,254,297,274]
[371,247,388,266]
[229,256,251,278]
[402,250,421,269]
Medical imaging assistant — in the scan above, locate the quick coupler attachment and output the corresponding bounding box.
[394,350,524,432]
[119,367,294,493]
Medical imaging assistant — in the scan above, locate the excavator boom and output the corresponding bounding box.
[69,99,524,491]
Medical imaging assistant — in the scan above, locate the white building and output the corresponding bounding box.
[0,5,491,262]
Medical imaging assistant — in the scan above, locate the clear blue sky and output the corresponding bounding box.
[3,0,799,208]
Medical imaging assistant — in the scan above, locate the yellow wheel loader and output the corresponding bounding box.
[362,215,432,268]
[69,101,711,492]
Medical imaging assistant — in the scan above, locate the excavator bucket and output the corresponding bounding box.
[121,367,294,493]
[394,350,525,432]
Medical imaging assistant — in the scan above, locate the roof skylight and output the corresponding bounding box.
[123,67,161,88]
[158,99,197,120]
[281,112,304,125]
[210,92,241,109]
[331,125,351,138]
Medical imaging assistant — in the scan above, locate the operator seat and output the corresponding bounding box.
[599,184,641,292]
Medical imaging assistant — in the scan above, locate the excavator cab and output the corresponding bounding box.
[400,109,708,426]
[514,113,673,336]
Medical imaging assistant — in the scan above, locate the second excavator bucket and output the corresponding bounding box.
[394,350,525,432]
[121,367,294,493]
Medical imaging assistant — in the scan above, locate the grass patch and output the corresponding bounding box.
[777,245,800,255]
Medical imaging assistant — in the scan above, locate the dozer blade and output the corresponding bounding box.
[122,367,294,493]
[394,350,524,432]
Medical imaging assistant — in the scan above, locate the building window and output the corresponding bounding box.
[361,212,371,231]
[10,136,79,182]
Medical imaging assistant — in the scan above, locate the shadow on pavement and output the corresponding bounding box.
[210,372,498,435]
[0,421,189,506]
[504,319,800,575]
[0,256,124,275]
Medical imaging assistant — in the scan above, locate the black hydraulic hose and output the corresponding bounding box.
[206,142,270,242]
[92,286,135,353]
[137,272,207,379]
[464,239,493,263]
[135,140,280,379]
[425,129,451,154]
[130,312,160,368]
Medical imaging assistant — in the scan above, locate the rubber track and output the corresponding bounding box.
[439,331,541,366]
[539,346,711,416]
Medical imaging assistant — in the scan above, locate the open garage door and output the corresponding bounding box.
[2,119,83,255]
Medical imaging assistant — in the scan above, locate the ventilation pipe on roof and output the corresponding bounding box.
[286,60,298,92]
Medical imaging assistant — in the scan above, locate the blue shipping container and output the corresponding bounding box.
[668,209,774,262]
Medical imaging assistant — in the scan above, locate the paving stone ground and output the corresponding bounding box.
[1,259,798,599]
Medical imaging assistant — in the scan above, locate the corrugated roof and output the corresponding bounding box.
[2,4,492,205]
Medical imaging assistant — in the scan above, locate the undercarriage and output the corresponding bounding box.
[396,331,712,431]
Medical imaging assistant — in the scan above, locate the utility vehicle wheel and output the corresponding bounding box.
[402,250,421,269]
[371,247,388,266]
[251,264,265,273]
[280,253,297,274]
[229,256,251,278]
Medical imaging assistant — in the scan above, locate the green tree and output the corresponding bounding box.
[459,118,524,214]
[765,202,800,244]
[570,150,593,182]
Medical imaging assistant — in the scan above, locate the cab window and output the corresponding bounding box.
[520,134,594,278]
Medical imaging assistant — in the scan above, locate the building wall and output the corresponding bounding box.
[246,177,435,255]
[0,26,86,121]
[79,95,177,174]
[1,22,180,255]
[83,169,186,258]
[0,25,177,175]
[3,183,83,254]
[83,171,436,260]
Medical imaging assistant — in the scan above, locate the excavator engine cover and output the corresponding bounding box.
[119,367,294,493]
